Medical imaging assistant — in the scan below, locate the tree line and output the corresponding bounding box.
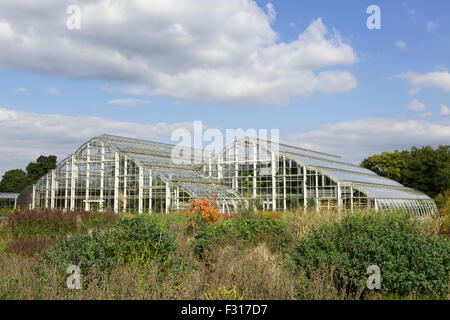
[361,145,449,199]
[0,155,57,193]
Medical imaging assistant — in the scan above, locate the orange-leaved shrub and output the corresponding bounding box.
[184,195,221,233]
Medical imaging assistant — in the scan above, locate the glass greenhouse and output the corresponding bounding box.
[0,193,18,209]
[17,134,438,216]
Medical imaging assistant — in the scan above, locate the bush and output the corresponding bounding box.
[0,208,12,218]
[289,212,450,297]
[287,195,300,210]
[42,217,177,276]
[8,210,80,240]
[192,217,290,257]
[184,196,221,234]
[7,209,118,240]
[7,238,52,256]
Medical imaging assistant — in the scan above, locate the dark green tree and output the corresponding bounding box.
[361,145,449,198]
[0,169,31,193]
[26,155,57,184]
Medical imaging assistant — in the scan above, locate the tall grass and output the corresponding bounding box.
[0,208,447,300]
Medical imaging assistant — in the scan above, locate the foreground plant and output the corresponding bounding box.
[184,195,221,233]
[289,212,450,298]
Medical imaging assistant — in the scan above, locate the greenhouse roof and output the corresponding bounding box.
[0,193,19,199]
[87,135,432,201]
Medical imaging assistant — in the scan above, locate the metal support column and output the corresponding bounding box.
[252,141,257,198]
[149,169,153,214]
[350,186,354,213]
[113,151,119,213]
[100,143,105,211]
[337,182,342,213]
[303,166,307,210]
[123,157,127,212]
[165,182,170,213]
[70,155,76,211]
[50,170,55,209]
[31,184,36,210]
[283,156,286,211]
[45,174,49,209]
[315,170,319,213]
[85,143,90,212]
[271,151,276,211]
[64,162,69,210]
[234,143,238,190]
[138,165,143,214]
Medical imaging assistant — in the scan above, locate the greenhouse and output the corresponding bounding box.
[0,193,18,209]
[17,134,437,217]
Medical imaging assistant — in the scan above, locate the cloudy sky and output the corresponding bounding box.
[1,0,450,177]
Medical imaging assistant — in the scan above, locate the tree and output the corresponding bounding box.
[361,145,449,198]
[0,169,31,193]
[26,155,57,184]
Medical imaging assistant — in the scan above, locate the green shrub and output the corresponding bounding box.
[289,212,450,297]
[111,217,177,265]
[306,196,316,210]
[80,211,118,231]
[8,210,80,240]
[192,217,290,257]
[7,209,118,240]
[0,208,12,218]
[287,195,300,210]
[42,217,177,276]
[43,232,115,276]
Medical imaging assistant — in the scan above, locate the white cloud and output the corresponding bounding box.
[1,108,449,177]
[408,99,426,112]
[0,107,195,178]
[419,112,432,118]
[397,71,450,92]
[440,104,450,116]
[426,21,438,33]
[107,99,150,106]
[395,40,407,51]
[283,118,450,163]
[266,3,276,23]
[47,87,60,95]
[0,1,357,104]
[289,22,296,28]
[14,87,27,94]
[408,88,420,95]
[101,84,152,96]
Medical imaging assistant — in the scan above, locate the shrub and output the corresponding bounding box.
[289,212,450,297]
[8,210,81,240]
[42,217,177,276]
[7,238,52,256]
[111,217,177,265]
[287,195,300,210]
[237,197,263,219]
[184,195,221,233]
[0,208,12,218]
[306,196,316,210]
[435,191,450,236]
[192,217,290,257]
[80,211,118,230]
[7,209,118,240]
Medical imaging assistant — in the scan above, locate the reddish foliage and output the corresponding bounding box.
[184,195,221,229]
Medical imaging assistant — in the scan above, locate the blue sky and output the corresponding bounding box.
[0,0,449,175]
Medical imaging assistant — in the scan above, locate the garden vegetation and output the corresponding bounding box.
[0,198,448,300]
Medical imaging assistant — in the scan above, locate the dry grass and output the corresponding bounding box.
[0,209,447,300]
